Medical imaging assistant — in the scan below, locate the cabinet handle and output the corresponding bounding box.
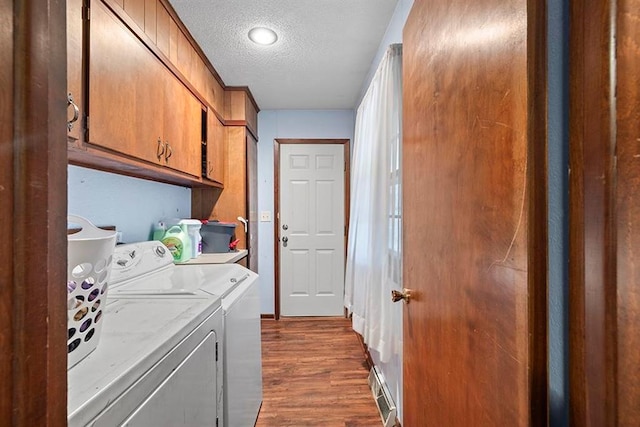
[165,142,173,161]
[156,138,165,160]
[207,161,213,176]
[67,93,79,131]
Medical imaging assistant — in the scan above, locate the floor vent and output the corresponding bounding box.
[368,367,397,427]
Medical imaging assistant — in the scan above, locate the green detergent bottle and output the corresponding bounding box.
[161,224,192,262]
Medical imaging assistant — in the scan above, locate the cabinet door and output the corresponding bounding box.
[213,127,247,242]
[163,71,202,177]
[205,111,225,185]
[67,0,83,143]
[246,133,258,272]
[89,0,164,167]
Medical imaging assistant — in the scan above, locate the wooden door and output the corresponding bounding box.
[402,0,547,424]
[569,0,640,424]
[279,144,345,316]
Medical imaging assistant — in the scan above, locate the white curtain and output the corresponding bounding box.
[345,44,402,363]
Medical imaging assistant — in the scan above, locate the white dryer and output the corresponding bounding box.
[68,241,224,426]
[176,262,264,427]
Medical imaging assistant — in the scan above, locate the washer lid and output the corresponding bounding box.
[175,263,258,298]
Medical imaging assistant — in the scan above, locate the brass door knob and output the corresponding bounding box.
[391,288,412,304]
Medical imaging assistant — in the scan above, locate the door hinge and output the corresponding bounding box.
[215,341,219,362]
[85,115,89,131]
[344,225,347,236]
[344,161,346,171]
[82,4,90,21]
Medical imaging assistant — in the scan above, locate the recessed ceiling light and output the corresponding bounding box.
[248,27,278,46]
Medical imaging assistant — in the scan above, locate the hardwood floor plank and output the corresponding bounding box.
[256,317,382,426]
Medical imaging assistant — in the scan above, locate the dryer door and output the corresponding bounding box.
[122,332,218,426]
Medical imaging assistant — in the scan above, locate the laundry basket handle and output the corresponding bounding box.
[68,215,116,240]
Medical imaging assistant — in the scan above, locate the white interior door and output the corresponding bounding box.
[280,144,345,316]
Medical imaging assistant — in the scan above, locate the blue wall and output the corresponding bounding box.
[256,110,356,314]
[547,0,569,425]
[68,165,191,243]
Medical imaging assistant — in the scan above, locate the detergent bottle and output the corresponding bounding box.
[160,224,191,262]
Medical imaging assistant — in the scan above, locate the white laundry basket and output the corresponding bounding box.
[67,215,117,369]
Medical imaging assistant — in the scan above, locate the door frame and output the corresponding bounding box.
[568,0,639,423]
[273,138,350,320]
[1,0,68,424]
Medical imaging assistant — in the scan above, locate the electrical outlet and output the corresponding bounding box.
[260,211,272,222]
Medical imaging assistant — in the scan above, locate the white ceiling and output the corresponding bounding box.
[168,0,400,110]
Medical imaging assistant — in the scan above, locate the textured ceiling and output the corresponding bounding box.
[168,0,399,110]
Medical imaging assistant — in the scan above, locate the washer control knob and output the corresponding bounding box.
[155,245,166,257]
[230,277,237,283]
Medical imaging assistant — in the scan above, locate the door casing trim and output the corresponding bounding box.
[273,138,350,319]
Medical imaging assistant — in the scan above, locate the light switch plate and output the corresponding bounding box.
[260,211,272,222]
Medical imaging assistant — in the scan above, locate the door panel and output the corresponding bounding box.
[280,144,344,316]
[67,0,83,142]
[89,0,164,166]
[163,71,201,177]
[290,180,310,233]
[247,133,258,272]
[205,111,225,185]
[402,0,546,424]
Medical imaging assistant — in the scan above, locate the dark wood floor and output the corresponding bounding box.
[256,317,382,427]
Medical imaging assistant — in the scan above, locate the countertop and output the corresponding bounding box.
[177,249,248,265]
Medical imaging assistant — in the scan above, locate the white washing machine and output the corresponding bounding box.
[68,241,224,426]
[108,242,263,427]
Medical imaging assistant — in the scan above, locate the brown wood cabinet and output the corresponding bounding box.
[203,127,258,272]
[112,0,225,119]
[67,0,260,244]
[224,88,258,138]
[86,0,201,178]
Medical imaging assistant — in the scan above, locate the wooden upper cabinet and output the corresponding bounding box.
[224,89,258,136]
[205,110,225,185]
[68,0,258,188]
[88,0,201,177]
[113,0,228,119]
[89,0,163,166]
